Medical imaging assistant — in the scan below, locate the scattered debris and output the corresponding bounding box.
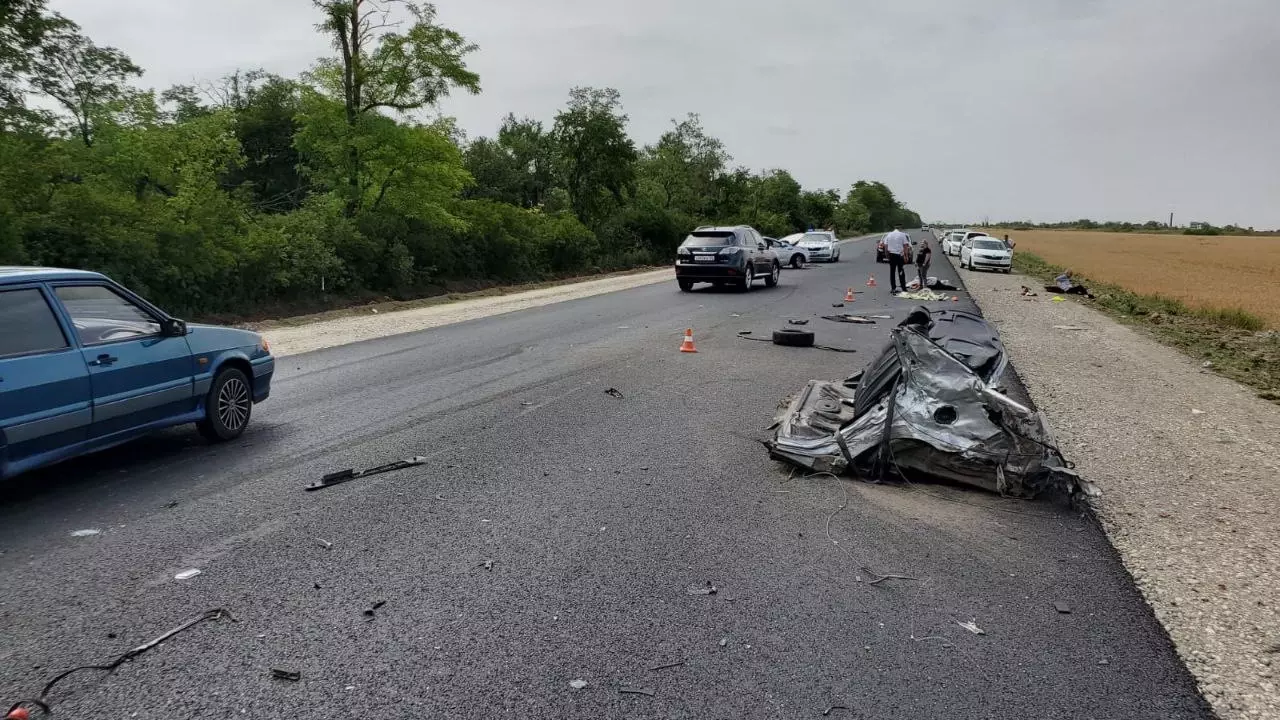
[895,289,951,301]
[1191,409,1206,415]
[70,529,100,538]
[37,609,230,703]
[270,668,301,682]
[521,401,535,407]
[648,660,686,671]
[174,568,202,581]
[686,581,718,596]
[773,328,816,347]
[956,619,986,635]
[306,456,426,491]
[868,315,893,320]
[1201,360,1213,369]
[787,319,810,326]
[1020,286,1038,297]
[569,679,588,690]
[363,600,387,618]
[719,638,728,647]
[1051,296,1066,303]
[1053,325,1085,331]
[604,388,625,399]
[1097,658,1110,666]
[1054,602,1073,614]
[766,307,1093,499]
[862,568,919,586]
[831,302,844,308]
[314,538,332,550]
[162,501,180,509]
[619,688,656,698]
[822,315,876,324]
[482,560,494,571]
[823,705,851,716]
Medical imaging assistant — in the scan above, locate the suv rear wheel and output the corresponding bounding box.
[738,264,754,292]
[765,262,780,288]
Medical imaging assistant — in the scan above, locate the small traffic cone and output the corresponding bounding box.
[866,275,877,288]
[844,287,855,302]
[679,328,698,353]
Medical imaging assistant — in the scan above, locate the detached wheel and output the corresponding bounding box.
[772,328,815,347]
[790,254,804,269]
[765,262,780,288]
[198,367,252,442]
[678,278,694,292]
[739,265,754,292]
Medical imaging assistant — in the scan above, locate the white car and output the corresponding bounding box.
[960,235,1013,272]
[765,236,809,268]
[798,231,840,262]
[944,229,989,256]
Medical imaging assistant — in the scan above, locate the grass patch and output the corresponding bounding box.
[1013,252,1280,403]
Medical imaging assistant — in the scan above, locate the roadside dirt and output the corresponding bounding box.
[261,268,671,357]
[964,267,1280,720]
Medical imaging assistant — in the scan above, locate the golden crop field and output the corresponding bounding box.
[993,229,1280,328]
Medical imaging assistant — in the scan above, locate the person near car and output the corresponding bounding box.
[1047,269,1095,299]
[915,237,932,289]
[1003,234,1015,249]
[883,227,910,293]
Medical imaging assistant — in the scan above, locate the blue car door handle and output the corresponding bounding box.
[89,354,118,367]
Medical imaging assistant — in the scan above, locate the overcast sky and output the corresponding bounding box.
[51,0,1280,228]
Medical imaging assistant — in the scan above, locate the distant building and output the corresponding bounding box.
[1189,221,1209,229]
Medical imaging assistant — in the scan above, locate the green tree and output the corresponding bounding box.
[29,23,141,146]
[552,87,637,226]
[310,0,479,214]
[637,113,729,218]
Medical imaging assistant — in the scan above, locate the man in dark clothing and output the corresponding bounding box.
[915,238,933,288]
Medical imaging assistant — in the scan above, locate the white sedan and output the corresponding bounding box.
[960,236,1013,272]
[797,231,840,262]
[765,237,810,268]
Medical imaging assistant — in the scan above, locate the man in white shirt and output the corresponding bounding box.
[883,227,911,293]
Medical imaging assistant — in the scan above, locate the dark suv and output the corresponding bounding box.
[674,225,781,292]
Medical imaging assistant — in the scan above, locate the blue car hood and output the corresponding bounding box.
[186,323,265,355]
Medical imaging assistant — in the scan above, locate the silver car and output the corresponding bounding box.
[766,237,810,268]
[798,231,841,262]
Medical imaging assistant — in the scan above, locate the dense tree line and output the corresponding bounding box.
[0,0,921,318]
[976,219,1274,236]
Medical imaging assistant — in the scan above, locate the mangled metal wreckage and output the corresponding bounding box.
[767,307,1096,499]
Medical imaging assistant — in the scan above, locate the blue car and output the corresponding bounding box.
[0,267,275,480]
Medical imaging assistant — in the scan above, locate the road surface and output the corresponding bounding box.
[0,232,1209,719]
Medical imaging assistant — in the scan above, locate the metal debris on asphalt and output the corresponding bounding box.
[956,619,986,635]
[823,705,851,716]
[647,660,686,671]
[363,600,387,618]
[619,688,656,697]
[686,581,718,596]
[37,609,231,703]
[314,538,332,549]
[822,315,877,324]
[787,319,810,325]
[1053,325,1085,331]
[70,529,100,537]
[862,568,919,586]
[604,388,625,399]
[1054,602,1073,614]
[270,668,301,682]
[569,679,588,690]
[174,568,202,580]
[766,307,1096,499]
[483,560,494,571]
[306,456,427,491]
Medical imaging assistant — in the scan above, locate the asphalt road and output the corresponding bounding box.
[0,232,1210,719]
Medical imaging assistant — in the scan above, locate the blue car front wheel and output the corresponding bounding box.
[198,367,252,442]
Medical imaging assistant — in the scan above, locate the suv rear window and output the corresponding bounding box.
[0,288,70,358]
[680,231,738,248]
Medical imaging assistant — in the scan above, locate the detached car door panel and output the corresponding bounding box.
[52,284,196,439]
[0,286,92,468]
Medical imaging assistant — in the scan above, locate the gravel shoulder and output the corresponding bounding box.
[963,266,1280,720]
[261,268,671,357]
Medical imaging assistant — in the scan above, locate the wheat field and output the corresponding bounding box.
[991,229,1280,328]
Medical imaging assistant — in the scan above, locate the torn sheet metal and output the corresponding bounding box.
[766,307,1095,499]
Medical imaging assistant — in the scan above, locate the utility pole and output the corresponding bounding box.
[1169,212,1174,228]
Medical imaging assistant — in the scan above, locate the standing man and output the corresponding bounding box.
[915,236,933,289]
[1003,233,1015,249]
[883,226,910,293]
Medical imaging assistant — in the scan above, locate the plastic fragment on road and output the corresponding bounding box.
[604,388,625,399]
[306,456,427,491]
[686,581,717,596]
[619,688,656,697]
[270,668,301,681]
[765,306,1096,500]
[895,289,950,301]
[956,619,986,635]
[569,679,588,690]
[1054,602,1073,614]
[1051,296,1066,303]
[822,315,876,324]
[174,568,202,580]
[1053,325,1085,331]
[70,529,100,537]
[1191,409,1206,415]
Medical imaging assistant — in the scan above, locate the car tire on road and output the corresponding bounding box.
[678,279,694,292]
[790,254,804,269]
[772,328,815,347]
[197,366,252,442]
[739,265,754,292]
[765,262,780,288]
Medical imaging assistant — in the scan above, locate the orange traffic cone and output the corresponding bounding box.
[679,328,698,353]
[844,288,856,302]
[866,275,877,288]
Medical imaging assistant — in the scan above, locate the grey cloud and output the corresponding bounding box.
[50,0,1280,227]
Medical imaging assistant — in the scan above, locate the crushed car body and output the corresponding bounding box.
[766,307,1096,499]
